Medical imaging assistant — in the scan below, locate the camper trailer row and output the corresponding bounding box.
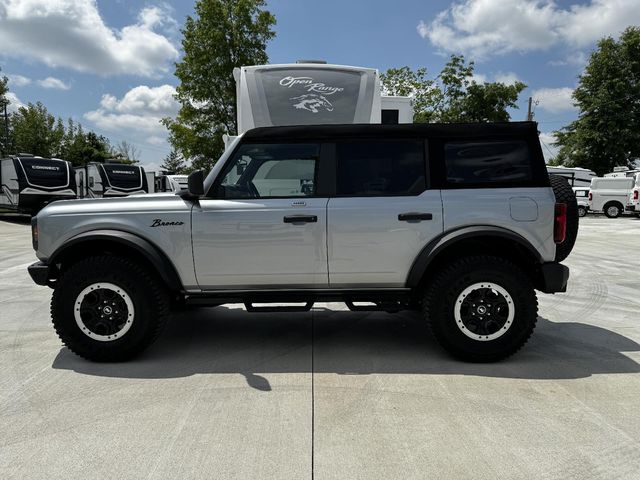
[1,155,189,215]
[546,165,640,218]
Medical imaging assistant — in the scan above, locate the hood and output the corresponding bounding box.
[38,192,191,217]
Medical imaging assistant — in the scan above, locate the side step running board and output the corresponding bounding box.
[244,302,314,313]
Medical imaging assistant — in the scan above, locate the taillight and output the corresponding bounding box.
[588,192,592,201]
[554,203,567,244]
[634,190,639,201]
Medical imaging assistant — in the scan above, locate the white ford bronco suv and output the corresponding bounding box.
[28,122,578,362]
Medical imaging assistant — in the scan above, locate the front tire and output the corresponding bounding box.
[51,256,169,361]
[423,256,538,362]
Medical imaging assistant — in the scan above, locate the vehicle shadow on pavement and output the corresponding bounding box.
[0,214,32,225]
[52,306,640,389]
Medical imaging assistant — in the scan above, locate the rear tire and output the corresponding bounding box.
[423,256,538,362]
[51,256,169,361]
[578,206,587,217]
[549,175,579,262]
[603,201,622,218]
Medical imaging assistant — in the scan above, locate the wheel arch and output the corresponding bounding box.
[406,226,543,290]
[48,230,184,293]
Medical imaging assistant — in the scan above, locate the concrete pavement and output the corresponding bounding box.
[1,215,639,479]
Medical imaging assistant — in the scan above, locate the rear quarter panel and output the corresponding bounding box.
[441,187,556,262]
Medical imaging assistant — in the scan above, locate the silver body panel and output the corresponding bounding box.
[35,194,198,289]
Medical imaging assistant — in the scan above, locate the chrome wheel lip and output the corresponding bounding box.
[74,282,134,342]
[454,282,514,342]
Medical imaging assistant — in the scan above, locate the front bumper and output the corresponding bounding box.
[28,261,50,286]
[538,262,570,294]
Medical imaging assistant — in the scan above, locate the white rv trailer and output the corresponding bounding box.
[225,61,413,149]
[155,174,188,192]
[1,155,77,215]
[604,167,640,178]
[75,161,149,198]
[546,166,596,187]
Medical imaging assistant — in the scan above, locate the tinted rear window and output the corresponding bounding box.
[336,140,425,196]
[444,140,532,186]
[102,164,142,189]
[18,158,69,188]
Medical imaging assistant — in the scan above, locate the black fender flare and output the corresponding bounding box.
[48,229,184,292]
[405,225,543,287]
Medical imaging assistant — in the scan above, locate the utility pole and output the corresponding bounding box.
[527,97,533,121]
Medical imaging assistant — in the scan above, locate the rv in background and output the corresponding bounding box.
[604,166,640,178]
[546,166,596,187]
[589,176,635,218]
[155,174,188,192]
[222,60,413,149]
[75,161,149,198]
[1,154,77,215]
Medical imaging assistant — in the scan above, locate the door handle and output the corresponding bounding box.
[398,212,433,221]
[283,215,318,224]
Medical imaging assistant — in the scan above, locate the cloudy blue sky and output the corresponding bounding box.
[1,0,639,171]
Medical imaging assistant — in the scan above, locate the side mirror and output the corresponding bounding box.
[180,170,204,199]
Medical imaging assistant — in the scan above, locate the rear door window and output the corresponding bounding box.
[444,140,532,186]
[335,140,425,196]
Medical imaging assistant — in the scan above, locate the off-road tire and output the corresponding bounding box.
[549,175,579,262]
[423,256,538,362]
[603,201,623,219]
[51,256,169,361]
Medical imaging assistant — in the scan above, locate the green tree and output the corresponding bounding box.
[553,27,640,175]
[380,66,438,123]
[10,102,65,157]
[160,150,186,173]
[0,67,10,156]
[381,55,526,124]
[112,140,140,164]
[163,0,276,172]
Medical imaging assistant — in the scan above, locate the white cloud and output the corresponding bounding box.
[494,72,521,85]
[0,0,179,77]
[36,76,70,90]
[84,84,178,134]
[5,91,25,113]
[8,74,31,86]
[532,87,576,113]
[539,132,559,162]
[418,0,640,59]
[470,71,523,85]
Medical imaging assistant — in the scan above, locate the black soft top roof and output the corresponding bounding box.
[242,121,539,142]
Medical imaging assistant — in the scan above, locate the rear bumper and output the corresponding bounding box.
[538,262,569,293]
[28,261,50,286]
[625,205,636,212]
